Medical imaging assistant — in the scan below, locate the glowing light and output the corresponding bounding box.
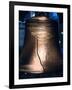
[49,12,59,20]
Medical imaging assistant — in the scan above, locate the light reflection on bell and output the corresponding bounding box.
[19,16,63,74]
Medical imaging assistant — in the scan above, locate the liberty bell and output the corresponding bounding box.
[19,15,63,74]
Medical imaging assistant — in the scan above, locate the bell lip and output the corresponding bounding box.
[19,65,44,74]
[20,69,44,74]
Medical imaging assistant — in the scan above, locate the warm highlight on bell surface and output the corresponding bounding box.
[19,16,63,76]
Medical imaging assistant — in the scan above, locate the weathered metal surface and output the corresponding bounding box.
[20,16,63,74]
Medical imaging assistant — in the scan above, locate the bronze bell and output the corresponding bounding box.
[19,16,63,74]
